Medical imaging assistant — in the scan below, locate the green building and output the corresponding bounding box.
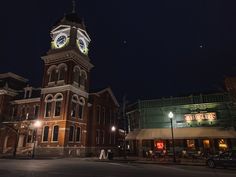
[126,93,236,157]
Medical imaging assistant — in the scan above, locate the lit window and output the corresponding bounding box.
[187,139,195,149]
[219,139,228,150]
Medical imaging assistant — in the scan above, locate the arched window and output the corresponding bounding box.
[58,64,67,81]
[45,94,53,118]
[76,127,81,142]
[69,126,74,142]
[43,126,49,142]
[78,97,85,119]
[54,93,63,117]
[71,95,78,118]
[52,125,59,141]
[73,66,80,85]
[48,65,58,83]
[80,70,87,89]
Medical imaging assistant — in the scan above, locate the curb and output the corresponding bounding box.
[92,159,205,166]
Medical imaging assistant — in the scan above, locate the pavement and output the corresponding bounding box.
[0,154,206,166]
[82,156,206,166]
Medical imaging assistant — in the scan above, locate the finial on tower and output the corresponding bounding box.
[72,0,76,13]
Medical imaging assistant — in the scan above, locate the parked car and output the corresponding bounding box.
[206,151,236,168]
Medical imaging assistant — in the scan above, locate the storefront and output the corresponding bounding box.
[126,127,236,156]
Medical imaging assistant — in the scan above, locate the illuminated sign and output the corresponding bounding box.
[155,140,164,150]
[184,112,216,122]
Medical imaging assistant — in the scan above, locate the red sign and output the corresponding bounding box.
[155,141,164,150]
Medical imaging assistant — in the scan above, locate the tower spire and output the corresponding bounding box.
[72,0,76,13]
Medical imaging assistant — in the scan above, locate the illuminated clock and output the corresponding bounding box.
[54,33,68,48]
[77,37,88,54]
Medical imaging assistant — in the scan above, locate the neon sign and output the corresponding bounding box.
[184,112,216,122]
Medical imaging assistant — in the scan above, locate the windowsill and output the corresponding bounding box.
[73,81,79,87]
[41,141,49,143]
[57,80,65,86]
[53,116,61,118]
[48,82,56,87]
[51,141,59,143]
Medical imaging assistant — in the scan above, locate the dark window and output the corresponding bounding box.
[50,69,57,82]
[96,130,99,145]
[45,102,52,117]
[69,126,74,142]
[53,125,59,141]
[76,127,81,142]
[55,101,62,116]
[34,105,39,118]
[78,104,83,119]
[71,102,76,118]
[96,106,100,124]
[73,68,80,84]
[80,71,86,87]
[43,126,49,141]
[58,67,66,80]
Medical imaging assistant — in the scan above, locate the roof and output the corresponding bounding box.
[0,72,28,83]
[90,87,120,107]
[126,127,236,140]
[53,12,85,30]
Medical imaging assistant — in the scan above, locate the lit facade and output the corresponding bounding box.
[0,9,120,157]
[126,93,236,156]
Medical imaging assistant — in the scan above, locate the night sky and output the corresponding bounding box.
[1,1,236,102]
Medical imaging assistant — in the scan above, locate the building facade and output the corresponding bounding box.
[0,8,120,157]
[126,93,236,157]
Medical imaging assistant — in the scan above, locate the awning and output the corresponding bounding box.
[126,127,236,140]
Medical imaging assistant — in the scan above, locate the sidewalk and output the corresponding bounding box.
[91,156,206,166]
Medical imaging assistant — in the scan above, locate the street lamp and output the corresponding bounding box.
[32,120,41,159]
[111,126,116,132]
[168,111,176,163]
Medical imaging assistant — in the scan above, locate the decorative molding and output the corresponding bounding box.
[0,72,28,82]
[42,50,94,71]
[11,98,41,104]
[51,25,71,34]
[41,84,89,98]
[0,89,18,97]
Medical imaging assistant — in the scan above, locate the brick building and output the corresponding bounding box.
[0,7,120,157]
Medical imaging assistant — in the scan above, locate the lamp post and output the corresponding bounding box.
[168,111,176,163]
[32,120,41,159]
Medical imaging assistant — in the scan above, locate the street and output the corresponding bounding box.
[0,158,235,177]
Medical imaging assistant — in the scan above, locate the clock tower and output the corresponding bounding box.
[37,5,93,156]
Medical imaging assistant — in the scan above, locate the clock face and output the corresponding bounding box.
[77,37,88,54]
[54,33,67,48]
